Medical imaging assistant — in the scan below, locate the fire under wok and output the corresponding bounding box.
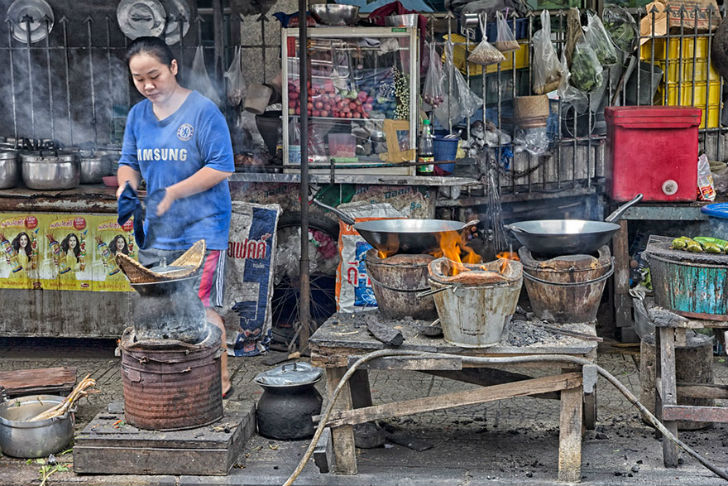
[505,194,643,257]
[313,199,478,255]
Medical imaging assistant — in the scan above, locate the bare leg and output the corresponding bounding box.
[207,308,231,396]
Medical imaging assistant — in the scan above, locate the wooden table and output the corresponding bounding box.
[654,314,728,467]
[310,313,599,482]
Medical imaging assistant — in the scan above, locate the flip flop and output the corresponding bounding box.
[222,385,234,400]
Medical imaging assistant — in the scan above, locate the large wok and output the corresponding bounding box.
[313,200,478,254]
[505,194,643,257]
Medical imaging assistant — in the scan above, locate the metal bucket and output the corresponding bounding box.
[120,324,224,430]
[519,246,613,323]
[428,259,523,347]
[0,395,74,458]
[647,253,728,320]
[364,249,436,320]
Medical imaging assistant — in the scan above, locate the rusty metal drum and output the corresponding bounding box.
[120,324,223,431]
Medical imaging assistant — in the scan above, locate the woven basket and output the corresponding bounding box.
[116,240,207,284]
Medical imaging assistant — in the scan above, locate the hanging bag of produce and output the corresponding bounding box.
[467,14,506,66]
[583,11,619,65]
[434,43,483,127]
[189,45,222,106]
[570,37,604,93]
[224,46,247,107]
[557,51,588,114]
[423,41,445,108]
[494,11,520,53]
[603,6,639,54]
[532,10,563,94]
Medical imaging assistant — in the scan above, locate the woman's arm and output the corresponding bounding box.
[155,166,232,216]
[116,165,142,199]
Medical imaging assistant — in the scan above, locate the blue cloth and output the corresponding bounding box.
[118,90,235,251]
[117,182,146,249]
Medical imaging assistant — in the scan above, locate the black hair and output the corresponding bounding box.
[109,235,129,256]
[61,233,81,259]
[11,232,30,257]
[126,36,176,67]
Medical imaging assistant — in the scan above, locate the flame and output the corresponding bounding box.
[430,231,482,275]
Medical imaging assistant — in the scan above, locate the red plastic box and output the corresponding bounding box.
[605,106,702,202]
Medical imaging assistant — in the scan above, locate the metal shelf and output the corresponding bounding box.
[228,172,478,187]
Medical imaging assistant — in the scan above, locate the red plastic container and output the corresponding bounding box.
[605,106,702,202]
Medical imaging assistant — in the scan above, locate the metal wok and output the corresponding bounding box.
[313,199,478,254]
[505,194,643,257]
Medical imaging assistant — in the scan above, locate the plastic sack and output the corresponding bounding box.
[698,153,716,201]
[570,38,603,92]
[583,11,619,65]
[557,52,588,114]
[494,11,519,53]
[434,44,483,127]
[603,5,639,53]
[189,46,221,106]
[423,42,445,107]
[224,46,247,107]
[467,15,506,66]
[532,10,563,95]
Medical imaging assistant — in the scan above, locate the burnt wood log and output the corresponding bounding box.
[367,321,404,347]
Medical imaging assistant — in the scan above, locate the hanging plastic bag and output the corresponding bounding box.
[494,11,519,53]
[698,153,716,201]
[423,42,445,107]
[434,43,483,127]
[583,11,619,65]
[569,37,603,93]
[532,10,563,95]
[557,52,588,114]
[189,46,221,106]
[603,5,639,53]
[224,46,247,107]
[467,14,506,66]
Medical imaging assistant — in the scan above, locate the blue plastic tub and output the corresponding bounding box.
[701,203,728,239]
[433,136,458,174]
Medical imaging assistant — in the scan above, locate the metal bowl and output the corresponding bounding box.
[21,152,80,190]
[0,151,19,189]
[310,4,359,26]
[79,155,112,184]
[0,395,74,458]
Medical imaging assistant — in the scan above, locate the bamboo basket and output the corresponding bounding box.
[116,240,206,284]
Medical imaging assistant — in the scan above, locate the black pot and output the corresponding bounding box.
[254,362,323,440]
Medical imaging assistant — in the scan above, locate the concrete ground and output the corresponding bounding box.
[1,337,728,486]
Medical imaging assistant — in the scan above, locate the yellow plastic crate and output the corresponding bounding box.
[658,59,721,83]
[442,33,529,77]
[655,81,721,128]
[640,36,711,61]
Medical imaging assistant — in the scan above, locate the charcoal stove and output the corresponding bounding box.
[518,246,613,323]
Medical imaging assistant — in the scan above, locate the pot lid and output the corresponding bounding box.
[0,151,17,160]
[21,151,76,162]
[7,0,54,44]
[162,0,191,45]
[117,0,166,40]
[255,361,323,387]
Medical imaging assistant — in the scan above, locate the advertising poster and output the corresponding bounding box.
[0,215,42,290]
[91,216,136,292]
[45,215,92,291]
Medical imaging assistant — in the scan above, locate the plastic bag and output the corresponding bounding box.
[434,44,483,127]
[494,11,519,53]
[224,46,247,107]
[189,46,221,106]
[423,42,445,107]
[569,38,603,92]
[603,5,638,53]
[557,52,588,114]
[583,11,619,65]
[467,15,506,66]
[698,153,716,201]
[532,10,563,95]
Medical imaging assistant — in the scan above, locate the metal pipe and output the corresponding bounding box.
[298,0,311,352]
[86,16,98,145]
[105,16,114,147]
[44,17,54,141]
[61,17,73,145]
[24,15,35,138]
[6,20,18,143]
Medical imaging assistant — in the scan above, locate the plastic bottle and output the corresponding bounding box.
[417,119,434,176]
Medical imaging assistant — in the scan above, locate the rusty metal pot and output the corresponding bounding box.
[254,362,323,440]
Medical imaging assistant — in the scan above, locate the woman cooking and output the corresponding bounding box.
[116,36,234,398]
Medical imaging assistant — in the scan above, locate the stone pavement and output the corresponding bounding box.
[1,337,728,486]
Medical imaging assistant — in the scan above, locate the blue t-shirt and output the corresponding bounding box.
[119,91,234,251]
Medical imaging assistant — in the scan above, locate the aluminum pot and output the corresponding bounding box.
[0,394,74,458]
[79,155,111,184]
[0,151,19,189]
[21,151,80,190]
